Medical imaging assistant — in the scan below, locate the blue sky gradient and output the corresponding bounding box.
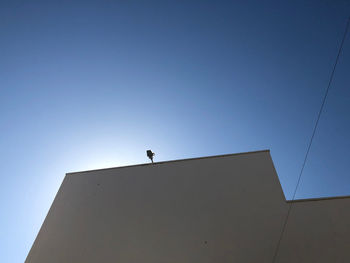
[1,1,350,261]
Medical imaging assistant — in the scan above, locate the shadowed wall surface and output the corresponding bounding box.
[277,198,350,263]
[26,150,350,262]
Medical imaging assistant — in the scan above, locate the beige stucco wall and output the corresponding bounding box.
[26,150,289,262]
[276,198,350,263]
[26,150,350,262]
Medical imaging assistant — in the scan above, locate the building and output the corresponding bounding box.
[26,150,350,262]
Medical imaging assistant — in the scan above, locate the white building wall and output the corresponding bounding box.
[276,198,350,263]
[26,150,350,262]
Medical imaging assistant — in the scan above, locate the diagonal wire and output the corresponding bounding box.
[271,17,350,263]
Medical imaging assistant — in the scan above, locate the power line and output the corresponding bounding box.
[271,17,350,263]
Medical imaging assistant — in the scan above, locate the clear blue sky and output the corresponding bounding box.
[1,0,349,261]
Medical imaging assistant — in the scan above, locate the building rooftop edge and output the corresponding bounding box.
[287,195,350,203]
[66,149,270,175]
[66,149,350,203]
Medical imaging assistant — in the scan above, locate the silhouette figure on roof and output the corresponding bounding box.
[146,150,155,163]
